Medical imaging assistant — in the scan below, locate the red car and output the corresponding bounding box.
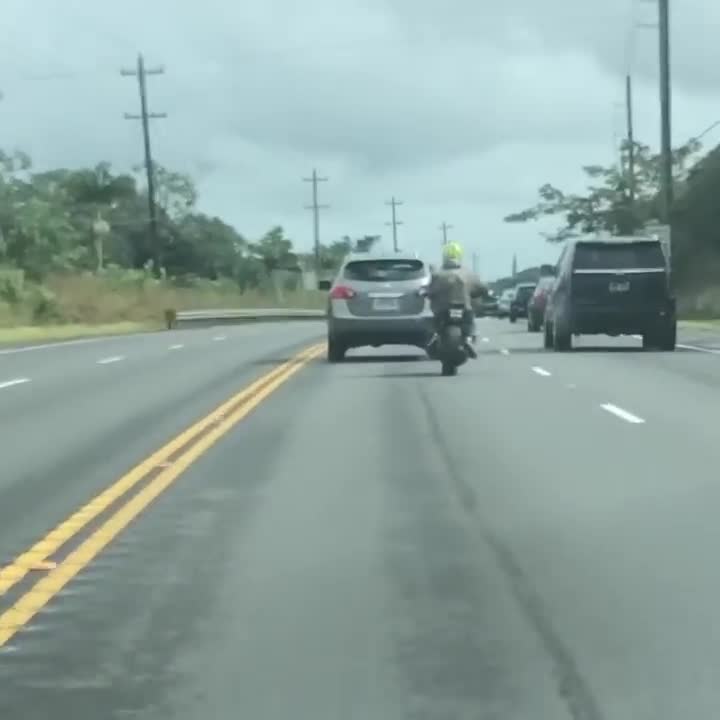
[527,276,556,332]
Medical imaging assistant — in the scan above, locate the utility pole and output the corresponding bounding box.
[303,169,329,275]
[625,74,636,205]
[440,222,452,245]
[657,0,673,223]
[121,53,166,278]
[385,196,403,251]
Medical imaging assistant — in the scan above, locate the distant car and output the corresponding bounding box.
[497,289,514,318]
[318,252,434,362]
[527,276,555,332]
[509,283,536,323]
[474,290,498,317]
[543,236,676,351]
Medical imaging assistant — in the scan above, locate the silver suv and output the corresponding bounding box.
[318,252,434,362]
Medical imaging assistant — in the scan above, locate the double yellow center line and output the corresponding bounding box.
[0,341,325,647]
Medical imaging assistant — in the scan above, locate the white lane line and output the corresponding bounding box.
[0,378,31,390]
[500,348,510,355]
[678,343,720,355]
[481,337,490,343]
[600,403,645,424]
[633,333,720,355]
[169,344,184,350]
[531,366,552,376]
[213,335,227,341]
[97,355,124,365]
[0,337,108,356]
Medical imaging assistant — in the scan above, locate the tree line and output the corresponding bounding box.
[0,148,379,289]
[503,136,720,288]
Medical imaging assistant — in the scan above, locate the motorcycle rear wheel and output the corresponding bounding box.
[441,360,458,376]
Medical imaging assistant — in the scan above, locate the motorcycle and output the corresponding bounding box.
[435,303,471,376]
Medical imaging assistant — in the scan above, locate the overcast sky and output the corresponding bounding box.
[3,0,718,279]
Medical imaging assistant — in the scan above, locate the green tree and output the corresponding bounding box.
[669,144,720,285]
[354,234,381,252]
[167,213,246,279]
[504,139,701,242]
[134,164,197,220]
[318,237,352,270]
[250,226,298,273]
[0,146,312,294]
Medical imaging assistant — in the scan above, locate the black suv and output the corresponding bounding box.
[543,236,676,351]
[509,283,536,323]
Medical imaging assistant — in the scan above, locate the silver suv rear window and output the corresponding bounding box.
[343,259,425,282]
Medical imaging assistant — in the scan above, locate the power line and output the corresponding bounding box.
[384,196,403,251]
[439,222,453,245]
[693,119,720,141]
[303,169,329,274]
[121,53,166,278]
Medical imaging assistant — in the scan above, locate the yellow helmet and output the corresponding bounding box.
[442,241,463,267]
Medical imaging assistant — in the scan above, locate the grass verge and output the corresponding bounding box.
[0,272,326,345]
[0,321,161,346]
[679,319,720,330]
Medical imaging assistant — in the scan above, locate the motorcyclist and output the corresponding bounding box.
[425,242,488,359]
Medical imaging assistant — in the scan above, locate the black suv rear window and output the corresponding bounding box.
[573,242,665,270]
[344,259,425,281]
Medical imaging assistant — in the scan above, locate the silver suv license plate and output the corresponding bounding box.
[609,281,630,293]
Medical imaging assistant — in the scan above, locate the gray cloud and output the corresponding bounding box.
[1,0,717,277]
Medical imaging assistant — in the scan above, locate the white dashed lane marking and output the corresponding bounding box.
[531,366,552,377]
[97,356,124,365]
[0,378,31,390]
[600,403,645,424]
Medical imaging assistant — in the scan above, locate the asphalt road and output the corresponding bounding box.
[2,318,720,719]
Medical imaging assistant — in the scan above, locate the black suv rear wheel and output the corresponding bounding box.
[643,319,676,351]
[553,322,572,351]
[660,321,677,351]
[543,321,553,349]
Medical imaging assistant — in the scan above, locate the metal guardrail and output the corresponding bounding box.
[164,308,325,329]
